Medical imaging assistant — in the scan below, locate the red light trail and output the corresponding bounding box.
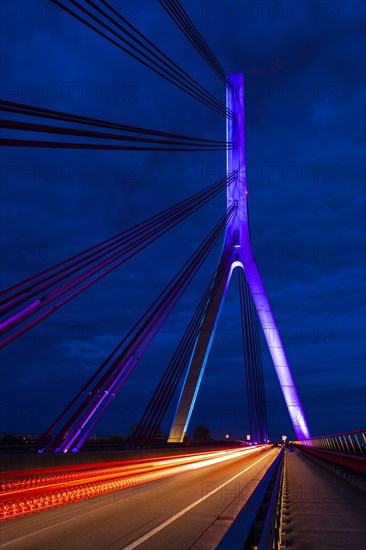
[0,445,269,520]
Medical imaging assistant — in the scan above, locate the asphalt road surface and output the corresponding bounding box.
[0,447,278,549]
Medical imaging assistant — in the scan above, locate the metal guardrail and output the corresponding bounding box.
[292,429,365,456]
[257,449,286,550]
[217,447,285,550]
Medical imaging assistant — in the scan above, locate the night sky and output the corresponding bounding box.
[1,0,365,442]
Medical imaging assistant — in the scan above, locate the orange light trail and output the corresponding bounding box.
[0,445,269,521]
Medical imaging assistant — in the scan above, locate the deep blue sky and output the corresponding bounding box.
[1,0,365,441]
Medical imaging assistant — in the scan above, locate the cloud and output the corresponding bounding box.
[1,0,365,441]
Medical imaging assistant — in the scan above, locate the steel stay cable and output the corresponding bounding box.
[84,0,232,117]
[244,276,258,436]
[87,0,233,118]
[134,244,233,442]
[1,139,232,151]
[71,213,236,444]
[77,253,220,450]
[1,201,229,348]
[251,291,268,437]
[77,252,220,450]
[51,0,222,118]
[239,269,266,440]
[40,206,236,448]
[248,285,262,437]
[1,173,236,317]
[75,211,236,445]
[0,181,219,312]
[133,244,233,444]
[238,269,254,432]
[43,195,226,305]
[97,207,236,380]
[245,276,258,428]
[131,276,214,443]
[166,0,228,81]
[159,0,234,92]
[49,206,236,451]
[42,239,209,450]
[147,246,233,437]
[0,100,229,144]
[2,2,240,450]
[131,273,216,443]
[160,0,218,68]
[0,204,220,345]
[99,0,231,100]
[2,0,241,449]
[246,272,267,439]
[76,206,236,400]
[0,177,237,348]
[1,212,198,333]
[72,270,206,451]
[162,3,224,84]
[170,0,230,87]
[1,172,235,303]
[0,119,232,149]
[50,0,232,119]
[255,313,267,429]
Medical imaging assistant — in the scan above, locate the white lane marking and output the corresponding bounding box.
[123,450,275,549]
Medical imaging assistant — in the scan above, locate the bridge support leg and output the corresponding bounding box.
[168,254,233,443]
[169,73,310,441]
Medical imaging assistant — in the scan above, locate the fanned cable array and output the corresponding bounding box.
[39,204,238,453]
[238,269,268,443]
[159,0,235,93]
[1,0,272,453]
[49,0,233,119]
[0,172,237,348]
[131,243,234,446]
[0,100,234,151]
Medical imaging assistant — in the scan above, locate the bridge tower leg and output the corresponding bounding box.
[168,253,232,443]
[168,73,310,442]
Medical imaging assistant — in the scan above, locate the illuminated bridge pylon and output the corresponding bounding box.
[167,73,310,443]
[1,2,311,453]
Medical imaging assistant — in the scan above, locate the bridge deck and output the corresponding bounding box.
[284,448,366,549]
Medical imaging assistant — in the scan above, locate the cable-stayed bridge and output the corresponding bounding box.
[1,1,364,548]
